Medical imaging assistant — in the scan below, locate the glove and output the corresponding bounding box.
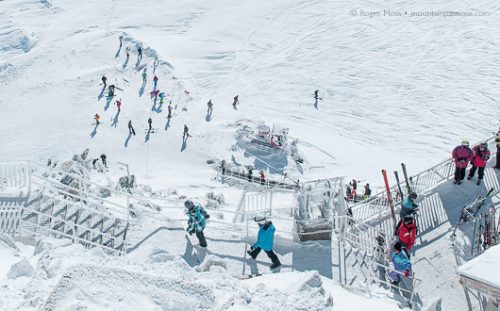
[404,270,409,277]
[205,214,210,219]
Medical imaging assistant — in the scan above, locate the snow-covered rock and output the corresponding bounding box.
[7,259,34,279]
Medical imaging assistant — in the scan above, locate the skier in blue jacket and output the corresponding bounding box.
[185,200,209,248]
[389,241,412,285]
[400,192,419,218]
[247,216,281,269]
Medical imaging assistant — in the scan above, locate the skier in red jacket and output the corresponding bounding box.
[396,216,417,253]
[468,142,490,185]
[452,140,473,184]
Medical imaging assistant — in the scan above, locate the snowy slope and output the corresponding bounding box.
[1,0,499,190]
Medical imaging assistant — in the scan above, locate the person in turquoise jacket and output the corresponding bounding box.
[389,241,412,285]
[247,216,281,269]
[400,192,419,218]
[185,200,209,248]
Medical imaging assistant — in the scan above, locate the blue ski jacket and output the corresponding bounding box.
[253,222,275,251]
[187,204,207,233]
[392,250,412,272]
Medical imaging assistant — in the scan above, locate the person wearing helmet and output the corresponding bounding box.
[247,216,281,269]
[400,192,419,218]
[452,140,473,184]
[184,200,210,248]
[389,241,412,286]
[468,142,490,185]
[395,216,417,253]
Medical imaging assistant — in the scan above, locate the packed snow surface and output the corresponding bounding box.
[0,0,499,189]
[457,244,500,289]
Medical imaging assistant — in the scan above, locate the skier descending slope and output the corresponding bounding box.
[148,117,152,132]
[468,142,490,185]
[247,216,282,270]
[207,100,213,114]
[128,120,135,135]
[115,99,122,112]
[232,95,239,109]
[101,75,107,86]
[94,114,100,125]
[452,140,473,184]
[183,124,190,139]
[185,200,209,248]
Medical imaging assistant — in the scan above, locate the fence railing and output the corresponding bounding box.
[351,136,496,223]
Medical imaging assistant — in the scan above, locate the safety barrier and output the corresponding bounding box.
[351,136,496,223]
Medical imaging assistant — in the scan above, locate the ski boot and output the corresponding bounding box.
[270,262,281,270]
[467,175,472,180]
[477,179,481,185]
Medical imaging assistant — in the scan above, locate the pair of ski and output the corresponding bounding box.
[451,187,495,237]
[382,163,412,225]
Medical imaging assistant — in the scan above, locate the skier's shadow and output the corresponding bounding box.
[145,130,151,142]
[111,110,120,127]
[135,57,141,69]
[182,235,202,267]
[155,102,163,113]
[139,82,145,97]
[114,46,121,59]
[314,99,318,109]
[181,136,188,151]
[205,111,212,122]
[90,124,99,138]
[124,132,132,147]
[246,256,259,274]
[165,117,171,130]
[233,105,237,110]
[122,56,129,69]
[97,86,106,100]
[104,96,113,111]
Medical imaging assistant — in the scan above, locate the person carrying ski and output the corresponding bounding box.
[94,114,100,125]
[247,216,282,269]
[185,200,209,248]
[400,192,418,218]
[148,117,152,131]
[128,120,135,135]
[395,216,417,253]
[494,129,500,169]
[207,100,213,113]
[259,170,265,185]
[101,75,107,86]
[452,140,473,184]
[232,95,239,108]
[467,142,490,185]
[100,154,107,168]
[153,75,158,87]
[115,99,122,112]
[389,241,412,285]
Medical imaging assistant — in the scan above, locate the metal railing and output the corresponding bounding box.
[351,136,496,223]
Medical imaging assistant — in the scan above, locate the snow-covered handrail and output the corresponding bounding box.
[351,136,496,223]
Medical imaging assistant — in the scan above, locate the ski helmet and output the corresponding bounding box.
[393,241,402,252]
[409,192,417,200]
[253,215,267,225]
[461,140,469,146]
[480,142,488,149]
[184,200,194,210]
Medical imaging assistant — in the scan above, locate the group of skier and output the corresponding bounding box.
[183,199,281,269]
[452,140,493,185]
[345,179,372,202]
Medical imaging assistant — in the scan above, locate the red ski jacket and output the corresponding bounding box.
[397,221,417,251]
[471,145,490,168]
[452,145,473,169]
